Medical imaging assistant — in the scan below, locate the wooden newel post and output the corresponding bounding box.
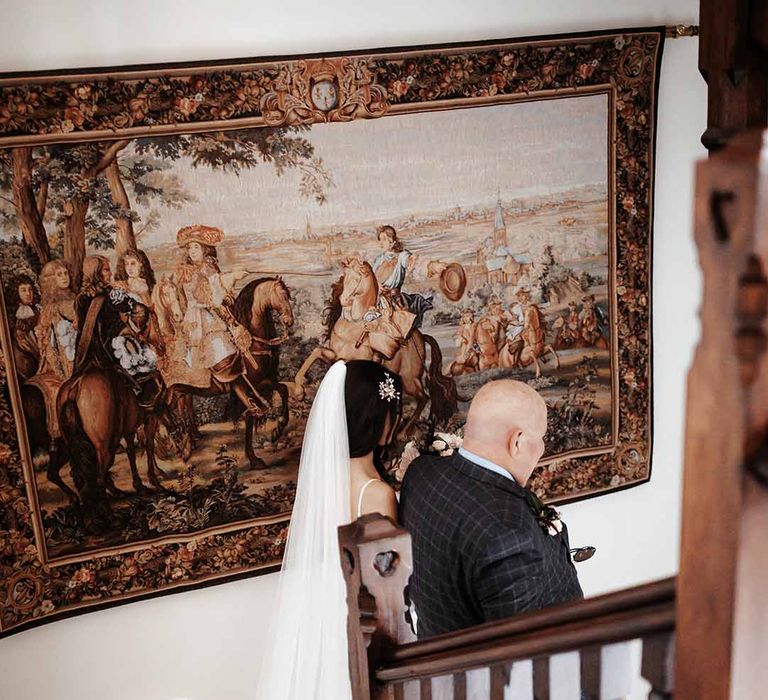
[698,0,768,152]
[339,514,415,700]
[676,130,768,700]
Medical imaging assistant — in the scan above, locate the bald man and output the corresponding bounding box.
[400,380,583,638]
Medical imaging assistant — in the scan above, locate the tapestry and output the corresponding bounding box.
[0,27,662,635]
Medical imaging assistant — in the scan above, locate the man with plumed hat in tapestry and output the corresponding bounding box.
[171,224,268,416]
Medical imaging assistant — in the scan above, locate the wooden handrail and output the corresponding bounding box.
[377,579,676,683]
[390,577,675,663]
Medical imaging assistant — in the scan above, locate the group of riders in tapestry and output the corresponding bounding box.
[5,219,607,527]
[6,224,296,524]
[10,226,273,445]
[449,289,607,378]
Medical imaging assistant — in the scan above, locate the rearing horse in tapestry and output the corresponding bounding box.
[294,257,457,434]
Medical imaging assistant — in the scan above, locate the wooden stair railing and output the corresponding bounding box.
[339,514,416,700]
[340,514,675,700]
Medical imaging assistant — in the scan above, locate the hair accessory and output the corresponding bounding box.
[378,373,400,402]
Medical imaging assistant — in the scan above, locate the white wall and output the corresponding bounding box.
[0,2,704,699]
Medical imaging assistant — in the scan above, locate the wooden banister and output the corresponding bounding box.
[390,577,675,663]
[339,513,416,700]
[340,512,676,699]
[376,592,674,683]
[676,129,768,700]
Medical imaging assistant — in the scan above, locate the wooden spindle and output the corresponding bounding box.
[580,647,602,700]
[452,672,467,700]
[642,632,675,700]
[533,656,550,700]
[419,678,432,700]
[490,664,509,700]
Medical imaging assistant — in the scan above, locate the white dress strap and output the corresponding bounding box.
[357,478,378,518]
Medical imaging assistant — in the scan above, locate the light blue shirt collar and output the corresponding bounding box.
[458,447,516,484]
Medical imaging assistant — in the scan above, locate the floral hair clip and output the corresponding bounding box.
[378,373,400,402]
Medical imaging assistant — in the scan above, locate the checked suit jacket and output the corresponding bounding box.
[399,451,583,639]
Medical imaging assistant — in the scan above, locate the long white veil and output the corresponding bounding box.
[255,360,352,700]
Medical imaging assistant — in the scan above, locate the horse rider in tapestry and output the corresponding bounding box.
[171,224,270,417]
[26,260,78,442]
[73,255,165,412]
[371,225,434,335]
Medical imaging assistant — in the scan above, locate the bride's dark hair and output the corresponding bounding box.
[344,360,403,480]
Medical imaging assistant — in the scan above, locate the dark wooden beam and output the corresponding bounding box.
[699,0,768,151]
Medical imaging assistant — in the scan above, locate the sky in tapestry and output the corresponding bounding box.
[137,93,608,243]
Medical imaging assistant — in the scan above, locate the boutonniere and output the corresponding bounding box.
[524,490,564,536]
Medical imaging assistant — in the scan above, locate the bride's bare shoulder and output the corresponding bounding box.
[361,479,398,521]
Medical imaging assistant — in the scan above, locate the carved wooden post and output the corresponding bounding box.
[676,130,768,699]
[339,514,415,700]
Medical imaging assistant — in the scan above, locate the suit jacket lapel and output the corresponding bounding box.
[449,452,528,500]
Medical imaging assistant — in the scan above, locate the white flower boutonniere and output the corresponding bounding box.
[546,516,564,537]
[390,429,464,483]
[524,490,564,537]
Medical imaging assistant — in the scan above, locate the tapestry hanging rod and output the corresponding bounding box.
[666,25,699,38]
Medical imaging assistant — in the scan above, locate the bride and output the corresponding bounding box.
[256,359,403,699]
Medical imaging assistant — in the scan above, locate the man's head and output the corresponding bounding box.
[516,288,532,306]
[462,379,547,485]
[15,277,36,306]
[377,225,403,252]
[80,255,111,296]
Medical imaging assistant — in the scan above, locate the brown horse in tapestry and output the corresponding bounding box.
[57,367,180,531]
[474,315,505,370]
[55,276,293,530]
[154,276,294,468]
[294,257,457,434]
